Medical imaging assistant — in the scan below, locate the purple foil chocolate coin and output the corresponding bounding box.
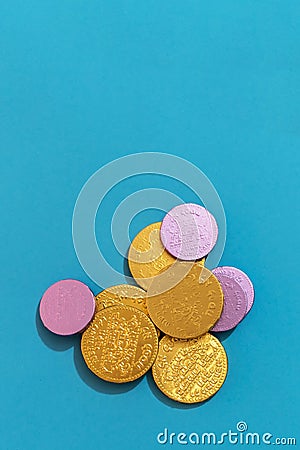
[211,267,248,332]
[160,203,218,260]
[39,279,95,335]
[229,266,254,315]
[214,266,254,315]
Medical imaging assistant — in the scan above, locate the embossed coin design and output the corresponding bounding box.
[95,284,148,315]
[95,285,161,337]
[81,305,158,383]
[152,334,228,403]
[211,267,248,332]
[160,203,218,260]
[39,279,95,335]
[128,222,177,290]
[217,266,254,315]
[147,263,224,338]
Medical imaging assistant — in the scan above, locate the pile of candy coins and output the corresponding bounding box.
[39,203,254,404]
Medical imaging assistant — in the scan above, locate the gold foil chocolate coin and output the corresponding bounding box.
[81,305,158,383]
[152,334,227,403]
[128,222,178,290]
[95,285,161,337]
[147,262,223,338]
[95,284,148,315]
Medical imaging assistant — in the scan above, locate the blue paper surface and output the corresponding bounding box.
[1,1,299,449]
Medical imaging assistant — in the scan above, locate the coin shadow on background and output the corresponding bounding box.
[146,372,208,409]
[123,253,141,286]
[211,329,235,342]
[123,256,131,279]
[36,306,141,394]
[36,307,77,351]
[72,340,143,395]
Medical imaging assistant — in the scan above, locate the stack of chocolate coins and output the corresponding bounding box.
[39,203,254,403]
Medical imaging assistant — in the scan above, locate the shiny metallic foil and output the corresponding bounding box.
[147,263,223,338]
[152,334,227,403]
[81,305,158,383]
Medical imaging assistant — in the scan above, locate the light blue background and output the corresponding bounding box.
[1,1,299,449]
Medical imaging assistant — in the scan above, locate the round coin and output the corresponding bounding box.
[217,266,254,315]
[152,334,228,403]
[128,222,178,290]
[81,305,158,383]
[95,284,148,315]
[95,285,161,337]
[147,262,224,338]
[160,203,218,260]
[39,279,95,335]
[211,267,248,332]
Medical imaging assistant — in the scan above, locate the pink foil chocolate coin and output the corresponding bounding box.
[227,266,255,315]
[211,267,248,332]
[160,203,218,260]
[39,279,95,335]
